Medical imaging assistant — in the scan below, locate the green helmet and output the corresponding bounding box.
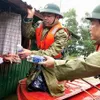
[86,5,100,20]
[40,3,63,18]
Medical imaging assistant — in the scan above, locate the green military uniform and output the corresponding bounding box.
[54,52,100,81]
[22,21,69,96]
[22,3,70,96]
[22,21,69,57]
[54,4,100,82]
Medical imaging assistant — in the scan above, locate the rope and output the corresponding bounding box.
[66,79,100,100]
[81,78,100,91]
[80,87,96,100]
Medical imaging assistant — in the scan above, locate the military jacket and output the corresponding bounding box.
[54,52,100,81]
[22,21,69,96]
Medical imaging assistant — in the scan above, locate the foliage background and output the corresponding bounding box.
[62,9,95,57]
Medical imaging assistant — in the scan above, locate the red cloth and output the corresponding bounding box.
[17,78,55,100]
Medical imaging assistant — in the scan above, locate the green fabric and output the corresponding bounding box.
[86,5,100,20]
[22,21,69,57]
[26,64,65,96]
[22,21,69,96]
[40,3,63,18]
[42,66,65,96]
[54,52,100,81]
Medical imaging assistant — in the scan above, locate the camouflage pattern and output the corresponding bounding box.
[54,52,100,81]
[22,21,69,96]
[22,21,69,57]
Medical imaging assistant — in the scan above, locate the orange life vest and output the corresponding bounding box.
[35,22,69,59]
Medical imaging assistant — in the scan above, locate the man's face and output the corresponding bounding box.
[89,19,100,42]
[42,13,57,26]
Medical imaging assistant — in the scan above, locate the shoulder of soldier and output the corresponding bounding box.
[57,28,65,32]
[56,28,69,36]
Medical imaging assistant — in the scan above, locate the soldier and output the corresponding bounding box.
[20,3,69,58]
[39,4,100,81]
[18,3,71,97]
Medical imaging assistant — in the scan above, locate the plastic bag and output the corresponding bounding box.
[28,65,48,92]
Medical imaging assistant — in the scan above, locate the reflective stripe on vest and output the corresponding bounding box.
[35,22,69,59]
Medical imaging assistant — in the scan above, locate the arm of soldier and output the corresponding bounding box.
[54,51,100,81]
[22,8,35,39]
[31,29,69,56]
[22,23,35,39]
[39,55,66,69]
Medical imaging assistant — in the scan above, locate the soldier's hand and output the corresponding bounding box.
[27,8,35,18]
[39,55,55,68]
[18,49,31,59]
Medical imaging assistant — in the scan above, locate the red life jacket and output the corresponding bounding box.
[96,44,100,51]
[35,22,69,59]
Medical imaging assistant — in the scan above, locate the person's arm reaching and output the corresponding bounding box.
[39,52,100,81]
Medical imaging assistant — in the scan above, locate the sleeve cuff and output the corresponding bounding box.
[23,18,33,23]
[54,60,66,67]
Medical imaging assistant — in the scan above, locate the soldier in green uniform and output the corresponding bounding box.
[39,4,100,81]
[21,3,69,58]
[18,3,72,96]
